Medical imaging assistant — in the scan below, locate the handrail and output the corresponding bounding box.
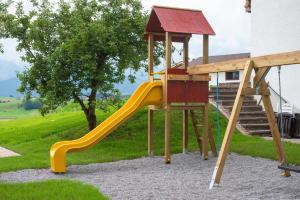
[258,82,288,105]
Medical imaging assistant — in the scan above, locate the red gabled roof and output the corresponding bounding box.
[145,6,215,41]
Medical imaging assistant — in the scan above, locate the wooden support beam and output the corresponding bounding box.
[183,110,189,153]
[182,36,189,154]
[188,50,300,75]
[167,74,211,81]
[184,37,189,69]
[164,32,172,164]
[190,110,203,155]
[260,81,291,177]
[253,67,271,88]
[148,34,154,80]
[148,109,154,157]
[145,31,192,39]
[203,35,209,64]
[165,104,171,164]
[203,103,209,160]
[210,61,253,189]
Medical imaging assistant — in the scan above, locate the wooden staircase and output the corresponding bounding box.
[209,82,271,136]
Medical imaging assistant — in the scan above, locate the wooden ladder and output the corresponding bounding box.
[190,110,217,157]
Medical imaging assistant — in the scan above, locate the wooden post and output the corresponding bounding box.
[183,36,189,153]
[183,110,189,154]
[148,34,154,80]
[203,35,209,64]
[148,33,154,157]
[148,109,154,157]
[202,34,209,160]
[209,61,253,189]
[203,103,209,159]
[164,32,172,164]
[260,81,290,177]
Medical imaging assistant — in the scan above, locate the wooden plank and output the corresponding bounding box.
[208,125,217,157]
[170,106,205,110]
[203,103,209,160]
[188,50,300,75]
[188,58,248,74]
[183,110,189,153]
[260,80,291,177]
[190,110,203,154]
[145,31,192,39]
[148,109,154,157]
[167,74,211,81]
[210,61,253,188]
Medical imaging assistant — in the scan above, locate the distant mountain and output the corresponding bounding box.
[0,60,23,81]
[0,77,21,97]
[115,77,146,96]
[0,75,148,98]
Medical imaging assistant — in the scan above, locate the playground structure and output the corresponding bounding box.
[186,50,300,188]
[50,6,217,173]
[144,6,216,162]
[49,5,300,189]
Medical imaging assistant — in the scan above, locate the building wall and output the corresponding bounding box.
[209,70,243,86]
[252,0,300,112]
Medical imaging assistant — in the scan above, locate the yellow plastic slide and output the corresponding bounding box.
[50,81,162,173]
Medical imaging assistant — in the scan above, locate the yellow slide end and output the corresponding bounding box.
[50,81,162,173]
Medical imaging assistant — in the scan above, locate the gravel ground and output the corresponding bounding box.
[1,153,300,200]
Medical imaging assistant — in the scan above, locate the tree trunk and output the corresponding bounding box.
[73,94,97,131]
[85,106,97,131]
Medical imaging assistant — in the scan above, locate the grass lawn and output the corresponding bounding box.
[0,180,108,200]
[0,97,39,119]
[0,104,300,173]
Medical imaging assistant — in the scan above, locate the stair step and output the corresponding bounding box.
[210,91,239,95]
[239,117,268,124]
[248,130,271,136]
[224,105,263,112]
[210,82,251,89]
[240,123,270,130]
[220,100,258,106]
[210,88,238,93]
[209,95,254,101]
[210,85,239,89]
[239,111,266,118]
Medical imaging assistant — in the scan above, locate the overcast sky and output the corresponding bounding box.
[0,0,251,80]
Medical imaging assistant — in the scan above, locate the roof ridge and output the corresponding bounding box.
[153,5,202,12]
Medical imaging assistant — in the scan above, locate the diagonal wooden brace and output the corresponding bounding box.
[209,60,253,189]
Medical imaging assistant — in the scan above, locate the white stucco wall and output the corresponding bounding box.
[209,70,242,86]
[251,0,300,112]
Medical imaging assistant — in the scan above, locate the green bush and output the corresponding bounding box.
[21,99,42,110]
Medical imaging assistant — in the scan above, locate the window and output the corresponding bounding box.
[225,71,240,81]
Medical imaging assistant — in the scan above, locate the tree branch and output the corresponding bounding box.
[73,94,88,113]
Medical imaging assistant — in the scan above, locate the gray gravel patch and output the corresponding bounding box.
[1,153,300,200]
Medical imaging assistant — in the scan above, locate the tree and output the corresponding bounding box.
[0,1,7,53]
[0,0,163,130]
